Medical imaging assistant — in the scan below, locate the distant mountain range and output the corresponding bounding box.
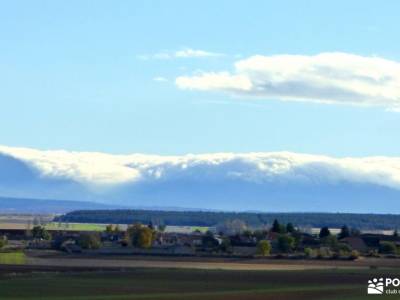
[0,196,123,214]
[0,196,214,214]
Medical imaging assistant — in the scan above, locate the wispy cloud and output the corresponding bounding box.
[176,52,400,110]
[138,48,224,60]
[153,76,168,82]
[174,48,223,58]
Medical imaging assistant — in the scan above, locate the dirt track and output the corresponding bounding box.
[27,256,339,270]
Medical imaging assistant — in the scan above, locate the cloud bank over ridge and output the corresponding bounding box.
[176,52,400,111]
[1,145,400,212]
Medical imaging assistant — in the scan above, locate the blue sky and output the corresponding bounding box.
[1,0,400,156]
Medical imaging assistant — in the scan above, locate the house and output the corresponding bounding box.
[361,234,400,248]
[301,233,320,248]
[341,237,368,252]
[0,229,27,240]
[230,234,257,247]
[232,246,257,256]
[28,240,52,249]
[155,232,203,247]
[61,241,82,254]
[100,231,124,242]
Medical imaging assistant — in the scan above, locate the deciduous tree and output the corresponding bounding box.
[277,234,294,253]
[256,240,271,256]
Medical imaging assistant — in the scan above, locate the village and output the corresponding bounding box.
[1,218,400,260]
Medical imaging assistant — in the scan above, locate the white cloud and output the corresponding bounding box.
[138,48,223,60]
[176,52,400,110]
[1,145,400,191]
[176,72,252,92]
[153,76,168,82]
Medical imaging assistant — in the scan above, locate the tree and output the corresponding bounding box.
[319,227,331,239]
[32,226,51,240]
[291,230,303,250]
[277,235,295,253]
[286,223,295,233]
[77,233,101,249]
[216,219,247,235]
[126,223,142,246]
[321,235,338,250]
[271,219,281,233]
[256,240,271,256]
[105,224,114,233]
[220,237,232,253]
[394,230,399,237]
[271,220,286,234]
[138,226,154,248]
[350,228,360,236]
[126,223,155,248]
[338,225,350,239]
[114,225,121,233]
[148,221,154,230]
[243,230,253,238]
[158,224,166,232]
[253,229,268,242]
[202,231,219,249]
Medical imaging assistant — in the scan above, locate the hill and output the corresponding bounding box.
[0,196,122,214]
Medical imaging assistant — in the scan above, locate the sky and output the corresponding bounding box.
[1,0,400,157]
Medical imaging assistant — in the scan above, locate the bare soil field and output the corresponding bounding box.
[0,266,399,300]
[2,252,400,299]
[24,250,400,271]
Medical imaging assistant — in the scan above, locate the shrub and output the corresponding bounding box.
[337,243,352,253]
[317,247,332,259]
[367,249,380,257]
[349,250,360,260]
[304,247,313,258]
[77,233,101,249]
[331,252,340,259]
[0,236,8,249]
[379,241,396,254]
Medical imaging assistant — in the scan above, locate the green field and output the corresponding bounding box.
[0,268,398,300]
[0,252,26,265]
[44,222,107,231]
[0,221,209,233]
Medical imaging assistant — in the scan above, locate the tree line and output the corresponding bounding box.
[55,210,400,230]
